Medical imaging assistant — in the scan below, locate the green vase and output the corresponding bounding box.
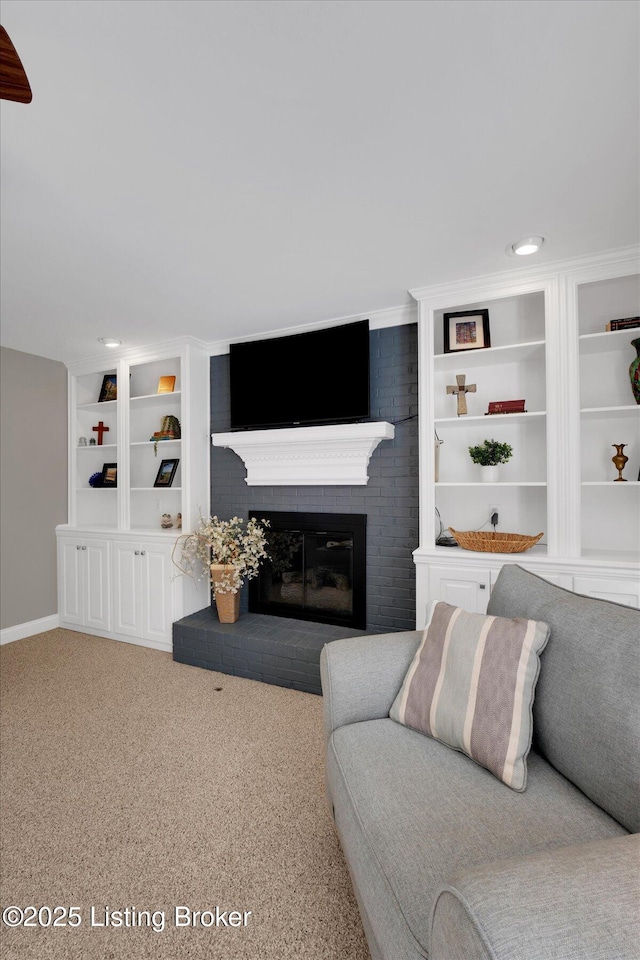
[630,338,640,405]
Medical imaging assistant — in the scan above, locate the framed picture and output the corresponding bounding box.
[101,463,117,487]
[98,374,117,402]
[154,458,179,488]
[157,375,176,394]
[443,310,491,354]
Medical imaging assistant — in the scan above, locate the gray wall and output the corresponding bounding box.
[210,324,419,632]
[0,347,68,630]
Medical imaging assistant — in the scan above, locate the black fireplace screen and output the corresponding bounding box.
[249,512,366,629]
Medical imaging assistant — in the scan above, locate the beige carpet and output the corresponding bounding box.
[0,629,370,960]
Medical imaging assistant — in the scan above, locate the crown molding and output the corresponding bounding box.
[409,245,640,305]
[205,302,416,356]
[66,336,210,373]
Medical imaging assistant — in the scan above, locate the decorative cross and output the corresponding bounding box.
[92,421,109,445]
[446,374,476,416]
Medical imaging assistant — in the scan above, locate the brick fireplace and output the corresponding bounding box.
[249,511,367,629]
[209,324,419,635]
[172,323,419,692]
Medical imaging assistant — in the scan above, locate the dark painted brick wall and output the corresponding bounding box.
[209,324,419,632]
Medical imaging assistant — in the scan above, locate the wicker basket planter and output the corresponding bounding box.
[448,529,544,554]
[210,563,241,623]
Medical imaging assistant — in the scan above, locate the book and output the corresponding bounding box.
[485,399,526,415]
[157,375,176,393]
[605,317,640,331]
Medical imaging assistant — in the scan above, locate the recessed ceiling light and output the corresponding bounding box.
[506,236,545,257]
[98,337,122,348]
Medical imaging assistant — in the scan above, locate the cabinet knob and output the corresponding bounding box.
[479,583,486,590]
[135,550,140,556]
[82,545,87,551]
[141,550,146,556]
[76,545,81,550]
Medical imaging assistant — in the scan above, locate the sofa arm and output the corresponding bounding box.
[430,834,640,960]
[320,631,421,741]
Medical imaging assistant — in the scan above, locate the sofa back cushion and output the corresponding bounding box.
[487,565,640,832]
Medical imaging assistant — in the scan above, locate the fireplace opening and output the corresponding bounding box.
[249,511,366,629]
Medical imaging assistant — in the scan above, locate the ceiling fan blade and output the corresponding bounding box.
[0,26,32,103]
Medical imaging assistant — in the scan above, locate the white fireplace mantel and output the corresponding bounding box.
[211,421,395,486]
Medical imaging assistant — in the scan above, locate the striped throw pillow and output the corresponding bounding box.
[390,600,550,791]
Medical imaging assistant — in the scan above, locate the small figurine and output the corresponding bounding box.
[78,437,88,446]
[161,513,173,529]
[89,438,96,445]
[175,513,182,529]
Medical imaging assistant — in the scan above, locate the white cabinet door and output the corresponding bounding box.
[84,540,111,630]
[573,576,640,608]
[141,543,173,643]
[112,541,143,639]
[428,565,491,614]
[112,540,173,643]
[58,538,84,625]
[58,537,110,629]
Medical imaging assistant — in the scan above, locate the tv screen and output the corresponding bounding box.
[229,320,370,430]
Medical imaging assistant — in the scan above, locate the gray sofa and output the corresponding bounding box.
[320,564,640,960]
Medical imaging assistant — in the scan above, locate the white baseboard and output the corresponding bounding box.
[0,614,60,645]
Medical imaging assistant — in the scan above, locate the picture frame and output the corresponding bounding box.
[98,374,117,402]
[443,309,491,354]
[154,458,179,488]
[157,375,176,394]
[101,463,117,487]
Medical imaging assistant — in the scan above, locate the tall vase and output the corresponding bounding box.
[629,338,640,405]
[210,563,241,623]
[611,444,628,482]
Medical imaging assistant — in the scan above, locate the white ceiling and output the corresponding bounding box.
[0,0,638,365]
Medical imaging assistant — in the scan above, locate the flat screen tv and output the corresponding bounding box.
[229,320,370,430]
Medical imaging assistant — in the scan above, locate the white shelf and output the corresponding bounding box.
[130,440,182,447]
[131,486,182,492]
[434,340,545,370]
[579,328,640,354]
[581,548,640,563]
[435,410,546,426]
[434,543,549,559]
[582,481,640,486]
[436,481,546,487]
[130,391,181,404]
[77,400,118,411]
[580,405,640,419]
[77,443,117,450]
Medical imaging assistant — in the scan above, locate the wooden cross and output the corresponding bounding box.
[446,374,476,416]
[92,421,109,445]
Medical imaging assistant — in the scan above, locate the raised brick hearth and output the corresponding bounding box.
[172,608,370,694]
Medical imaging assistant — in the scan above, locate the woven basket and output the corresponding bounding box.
[448,529,544,554]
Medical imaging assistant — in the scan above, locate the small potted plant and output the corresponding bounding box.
[468,439,513,482]
[173,515,270,623]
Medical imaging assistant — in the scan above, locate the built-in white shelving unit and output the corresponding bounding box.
[57,338,211,651]
[411,247,640,621]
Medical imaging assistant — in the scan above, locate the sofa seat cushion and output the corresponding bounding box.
[327,718,627,959]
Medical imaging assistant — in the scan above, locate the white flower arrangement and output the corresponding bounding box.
[173,515,270,594]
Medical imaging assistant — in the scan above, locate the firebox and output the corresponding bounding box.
[248,511,366,629]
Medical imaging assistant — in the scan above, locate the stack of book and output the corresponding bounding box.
[605,317,640,331]
[485,399,527,415]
